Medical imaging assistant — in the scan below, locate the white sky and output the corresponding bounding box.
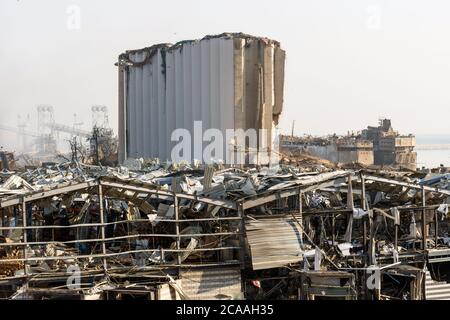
[1,0,450,150]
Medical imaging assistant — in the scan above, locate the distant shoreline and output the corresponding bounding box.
[415,134,450,145]
[416,144,450,151]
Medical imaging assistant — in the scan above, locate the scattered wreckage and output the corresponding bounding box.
[0,160,450,300]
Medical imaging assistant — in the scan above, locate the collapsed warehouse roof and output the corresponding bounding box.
[1,161,450,300]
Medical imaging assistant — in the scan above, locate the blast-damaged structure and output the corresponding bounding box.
[362,119,417,170]
[281,119,417,170]
[117,33,285,164]
[281,135,375,167]
[1,160,450,300]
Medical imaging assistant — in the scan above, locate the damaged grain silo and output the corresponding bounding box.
[117,33,286,165]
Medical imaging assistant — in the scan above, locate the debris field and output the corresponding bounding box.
[1,160,450,300]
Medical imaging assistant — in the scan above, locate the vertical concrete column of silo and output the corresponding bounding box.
[233,38,246,164]
[262,41,274,155]
[239,36,285,165]
[242,39,260,164]
[118,55,126,163]
[273,45,286,145]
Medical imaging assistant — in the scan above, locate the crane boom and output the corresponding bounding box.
[46,123,91,138]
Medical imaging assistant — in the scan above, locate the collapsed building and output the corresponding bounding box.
[281,119,417,170]
[1,160,450,300]
[362,119,417,170]
[281,136,374,167]
[117,33,286,165]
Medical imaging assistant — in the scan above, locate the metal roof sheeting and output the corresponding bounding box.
[426,270,450,300]
[246,217,303,270]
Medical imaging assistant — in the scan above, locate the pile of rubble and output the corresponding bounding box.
[0,160,450,300]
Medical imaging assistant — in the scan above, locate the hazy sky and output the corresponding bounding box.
[1,0,450,150]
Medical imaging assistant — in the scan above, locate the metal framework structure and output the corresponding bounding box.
[0,177,243,278]
[1,170,450,300]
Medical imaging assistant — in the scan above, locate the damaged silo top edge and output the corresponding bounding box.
[118,32,283,63]
[118,43,172,66]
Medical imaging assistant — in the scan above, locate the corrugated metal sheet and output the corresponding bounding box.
[426,270,450,300]
[179,266,242,300]
[118,33,285,164]
[246,217,303,270]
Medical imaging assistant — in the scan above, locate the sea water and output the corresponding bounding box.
[416,134,450,168]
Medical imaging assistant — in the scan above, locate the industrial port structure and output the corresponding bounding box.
[281,119,417,170]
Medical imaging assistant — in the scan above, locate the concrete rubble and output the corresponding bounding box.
[0,159,450,300]
[281,118,417,171]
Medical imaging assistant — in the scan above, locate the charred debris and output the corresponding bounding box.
[0,160,450,300]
